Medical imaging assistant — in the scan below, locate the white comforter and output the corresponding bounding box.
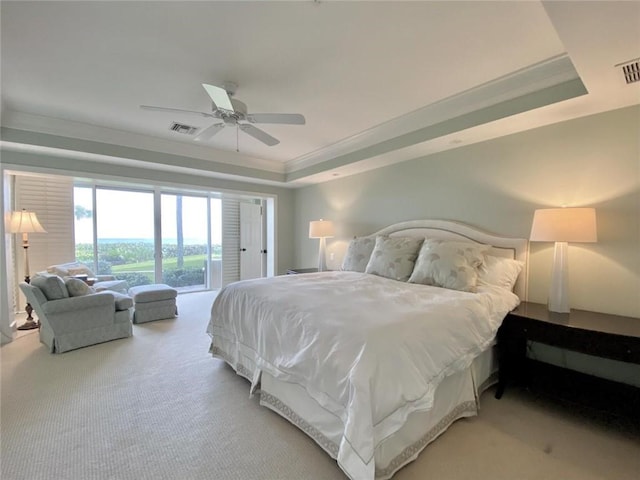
[207,271,519,479]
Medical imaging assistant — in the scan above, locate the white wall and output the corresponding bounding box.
[293,105,640,319]
[0,167,13,344]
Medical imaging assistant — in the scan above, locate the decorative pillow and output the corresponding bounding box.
[477,255,524,291]
[408,239,483,292]
[46,265,70,277]
[47,262,95,278]
[65,277,95,297]
[425,240,490,268]
[67,266,94,277]
[364,235,424,282]
[31,274,69,300]
[341,236,376,272]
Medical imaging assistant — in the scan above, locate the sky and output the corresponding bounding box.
[74,187,222,244]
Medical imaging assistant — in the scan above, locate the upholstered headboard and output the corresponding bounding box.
[368,219,528,300]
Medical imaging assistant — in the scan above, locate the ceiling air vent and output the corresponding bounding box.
[619,59,640,84]
[169,122,198,135]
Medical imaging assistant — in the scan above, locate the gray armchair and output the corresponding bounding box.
[19,276,133,353]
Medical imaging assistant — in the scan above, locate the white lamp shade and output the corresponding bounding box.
[309,219,335,239]
[6,209,47,234]
[530,208,597,243]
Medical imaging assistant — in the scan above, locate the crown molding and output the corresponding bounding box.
[0,110,285,174]
[285,55,579,174]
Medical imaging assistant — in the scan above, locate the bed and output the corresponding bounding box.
[207,219,528,479]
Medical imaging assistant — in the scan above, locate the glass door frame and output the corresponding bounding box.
[155,189,214,291]
[75,183,219,292]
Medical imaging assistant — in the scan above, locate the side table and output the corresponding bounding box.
[495,301,640,399]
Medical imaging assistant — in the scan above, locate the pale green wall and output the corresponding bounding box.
[293,105,640,319]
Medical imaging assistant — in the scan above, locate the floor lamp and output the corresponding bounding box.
[529,207,597,313]
[7,209,47,330]
[309,219,335,272]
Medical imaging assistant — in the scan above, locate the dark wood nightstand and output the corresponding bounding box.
[495,302,640,400]
[286,268,319,275]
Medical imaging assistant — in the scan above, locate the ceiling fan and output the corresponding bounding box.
[140,82,305,147]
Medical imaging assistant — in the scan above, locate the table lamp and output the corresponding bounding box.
[529,207,597,313]
[309,219,335,272]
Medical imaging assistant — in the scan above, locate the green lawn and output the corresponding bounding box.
[111,254,213,273]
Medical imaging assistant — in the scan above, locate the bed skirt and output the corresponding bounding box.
[211,340,497,479]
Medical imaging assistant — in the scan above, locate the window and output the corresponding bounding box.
[74,186,227,291]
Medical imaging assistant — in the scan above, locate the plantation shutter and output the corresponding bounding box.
[14,174,75,276]
[221,196,240,286]
[13,174,75,308]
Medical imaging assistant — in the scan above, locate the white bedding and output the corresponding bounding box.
[207,271,519,479]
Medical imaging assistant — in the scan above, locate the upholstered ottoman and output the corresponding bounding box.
[128,284,178,324]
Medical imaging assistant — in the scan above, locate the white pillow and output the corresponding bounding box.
[47,262,95,278]
[477,255,524,291]
[365,235,424,282]
[67,266,94,277]
[408,239,485,292]
[341,237,376,272]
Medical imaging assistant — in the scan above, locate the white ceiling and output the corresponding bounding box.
[1,1,639,187]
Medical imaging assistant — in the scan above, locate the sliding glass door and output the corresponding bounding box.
[74,186,226,291]
[75,187,156,286]
[210,198,222,288]
[160,194,208,291]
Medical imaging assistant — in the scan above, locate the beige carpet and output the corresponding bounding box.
[2,291,639,480]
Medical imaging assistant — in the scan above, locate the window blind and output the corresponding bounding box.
[221,196,240,287]
[14,174,75,278]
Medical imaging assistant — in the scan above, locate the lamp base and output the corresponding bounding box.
[548,241,570,313]
[17,319,39,330]
[17,302,39,330]
[317,237,328,272]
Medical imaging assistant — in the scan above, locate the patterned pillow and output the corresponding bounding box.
[31,274,69,300]
[341,237,376,272]
[365,236,424,282]
[65,277,95,297]
[408,239,488,292]
[426,240,491,268]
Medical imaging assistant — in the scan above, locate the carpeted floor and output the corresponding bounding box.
[2,291,639,480]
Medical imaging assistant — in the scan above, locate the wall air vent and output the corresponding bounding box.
[169,122,198,135]
[619,59,640,84]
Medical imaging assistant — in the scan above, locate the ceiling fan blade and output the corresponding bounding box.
[140,105,214,118]
[240,124,280,146]
[245,113,306,125]
[202,84,234,112]
[193,123,225,142]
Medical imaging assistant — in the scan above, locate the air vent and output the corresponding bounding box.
[169,122,198,135]
[619,59,640,84]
